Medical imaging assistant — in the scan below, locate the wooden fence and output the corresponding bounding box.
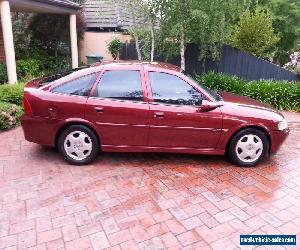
[120,43,300,81]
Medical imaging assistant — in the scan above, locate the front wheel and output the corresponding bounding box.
[228,128,269,167]
[58,125,99,165]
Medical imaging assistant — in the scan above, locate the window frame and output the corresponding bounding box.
[89,69,148,103]
[146,70,210,107]
[50,72,99,98]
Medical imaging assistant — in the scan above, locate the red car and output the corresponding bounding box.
[21,62,289,166]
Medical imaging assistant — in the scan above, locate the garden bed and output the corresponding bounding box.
[197,72,300,111]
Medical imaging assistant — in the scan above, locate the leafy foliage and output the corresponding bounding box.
[108,38,123,60]
[0,55,70,84]
[284,51,300,74]
[10,8,86,81]
[16,59,43,79]
[157,0,247,68]
[27,14,86,58]
[250,0,300,64]
[132,29,153,60]
[0,83,24,106]
[0,102,23,130]
[0,63,8,84]
[230,6,279,58]
[197,72,300,111]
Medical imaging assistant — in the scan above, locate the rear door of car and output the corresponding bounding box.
[45,72,99,121]
[85,67,150,147]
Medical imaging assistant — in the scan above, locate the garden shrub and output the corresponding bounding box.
[197,72,300,111]
[197,72,247,94]
[0,56,70,85]
[0,83,24,106]
[0,63,8,84]
[17,59,43,79]
[0,101,23,130]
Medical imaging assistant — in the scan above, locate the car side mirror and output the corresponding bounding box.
[198,100,223,112]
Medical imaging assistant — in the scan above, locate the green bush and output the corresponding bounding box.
[0,101,23,130]
[17,59,43,79]
[0,83,24,106]
[0,55,70,85]
[196,72,300,111]
[108,38,123,60]
[0,63,8,84]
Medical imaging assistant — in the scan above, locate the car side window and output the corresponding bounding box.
[149,72,205,106]
[51,73,97,96]
[94,70,143,101]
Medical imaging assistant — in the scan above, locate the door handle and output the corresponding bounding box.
[154,112,164,118]
[94,107,104,113]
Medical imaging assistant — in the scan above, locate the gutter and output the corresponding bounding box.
[32,0,81,10]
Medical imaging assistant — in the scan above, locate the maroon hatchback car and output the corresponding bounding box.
[21,62,289,166]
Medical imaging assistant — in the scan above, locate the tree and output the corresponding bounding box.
[116,0,145,60]
[230,6,279,58]
[264,0,300,64]
[158,0,246,70]
[246,0,300,64]
[144,0,162,61]
[283,49,300,74]
[108,38,123,60]
[117,0,161,61]
[27,14,86,58]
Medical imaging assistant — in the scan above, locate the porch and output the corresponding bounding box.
[0,0,80,84]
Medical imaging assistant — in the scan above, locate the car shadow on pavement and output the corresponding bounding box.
[34,144,274,170]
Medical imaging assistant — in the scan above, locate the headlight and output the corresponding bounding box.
[278,118,288,131]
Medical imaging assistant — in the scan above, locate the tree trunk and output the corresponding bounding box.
[133,33,142,60]
[180,30,185,71]
[150,24,155,62]
[129,0,142,60]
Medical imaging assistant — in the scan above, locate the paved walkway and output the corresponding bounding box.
[0,112,300,250]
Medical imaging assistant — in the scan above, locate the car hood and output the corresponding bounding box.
[219,91,278,112]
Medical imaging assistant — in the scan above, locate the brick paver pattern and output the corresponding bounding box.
[0,112,300,250]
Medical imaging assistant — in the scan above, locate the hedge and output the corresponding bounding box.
[0,83,24,131]
[196,72,300,111]
[0,83,24,106]
[0,102,23,130]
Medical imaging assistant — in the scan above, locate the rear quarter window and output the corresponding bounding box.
[51,73,97,96]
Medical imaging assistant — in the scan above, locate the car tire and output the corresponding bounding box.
[58,125,99,165]
[228,128,269,167]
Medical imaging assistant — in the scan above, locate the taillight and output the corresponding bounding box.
[23,95,33,115]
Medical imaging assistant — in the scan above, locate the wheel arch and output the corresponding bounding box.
[225,125,272,155]
[55,121,101,149]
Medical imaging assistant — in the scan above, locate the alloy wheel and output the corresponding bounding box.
[235,134,263,163]
[64,131,93,161]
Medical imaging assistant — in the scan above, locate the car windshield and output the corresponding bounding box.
[184,73,223,102]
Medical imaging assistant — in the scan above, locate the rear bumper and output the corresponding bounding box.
[270,129,289,153]
[21,114,59,146]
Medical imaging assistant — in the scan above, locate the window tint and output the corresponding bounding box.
[51,73,97,96]
[150,72,205,106]
[95,70,143,101]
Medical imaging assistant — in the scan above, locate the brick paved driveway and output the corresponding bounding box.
[0,112,300,250]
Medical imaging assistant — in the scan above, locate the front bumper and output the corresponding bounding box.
[270,129,289,153]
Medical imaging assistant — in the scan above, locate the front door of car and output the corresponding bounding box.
[85,69,149,147]
[147,71,223,149]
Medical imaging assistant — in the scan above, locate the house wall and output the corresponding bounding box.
[0,24,5,63]
[80,31,131,64]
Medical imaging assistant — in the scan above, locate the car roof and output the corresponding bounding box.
[92,61,182,72]
[43,61,182,90]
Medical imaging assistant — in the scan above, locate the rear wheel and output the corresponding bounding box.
[58,125,99,165]
[228,128,269,167]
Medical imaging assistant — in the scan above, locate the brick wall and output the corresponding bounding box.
[0,23,5,63]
